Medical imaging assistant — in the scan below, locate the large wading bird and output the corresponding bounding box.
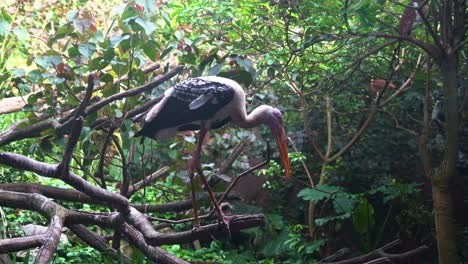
[135,76,291,227]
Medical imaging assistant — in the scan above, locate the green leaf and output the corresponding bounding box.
[208,63,223,76]
[121,6,139,21]
[305,239,326,254]
[352,198,375,235]
[143,40,159,61]
[259,228,289,257]
[0,19,11,36]
[297,184,340,201]
[219,69,253,87]
[12,27,28,41]
[315,214,350,226]
[110,34,131,47]
[160,46,173,59]
[78,42,97,59]
[268,214,284,229]
[134,17,157,35]
[136,0,157,14]
[35,55,62,69]
[68,46,80,58]
[333,193,356,214]
[90,48,115,70]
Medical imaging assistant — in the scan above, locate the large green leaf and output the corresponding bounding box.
[352,198,375,235]
[297,184,340,201]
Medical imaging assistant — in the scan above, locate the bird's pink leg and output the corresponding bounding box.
[188,162,200,228]
[192,125,234,230]
[195,166,234,229]
[188,125,209,228]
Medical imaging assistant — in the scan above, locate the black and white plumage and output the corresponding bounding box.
[135,77,236,140]
[135,76,291,227]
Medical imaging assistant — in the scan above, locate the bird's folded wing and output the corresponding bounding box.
[189,93,215,109]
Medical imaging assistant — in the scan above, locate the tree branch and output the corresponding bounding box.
[35,215,64,264]
[0,152,130,212]
[68,225,131,264]
[146,214,266,246]
[0,234,46,254]
[128,166,170,197]
[320,239,429,264]
[120,223,189,264]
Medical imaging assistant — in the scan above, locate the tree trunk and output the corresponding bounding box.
[432,52,459,264]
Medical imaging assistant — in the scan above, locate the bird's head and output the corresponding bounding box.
[266,108,291,181]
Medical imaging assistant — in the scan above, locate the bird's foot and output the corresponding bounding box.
[219,214,237,237]
[191,224,201,233]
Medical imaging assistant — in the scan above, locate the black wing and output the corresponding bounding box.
[136,78,234,137]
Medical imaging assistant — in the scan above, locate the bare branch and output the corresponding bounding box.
[35,215,64,264]
[0,119,60,146]
[57,117,84,178]
[120,223,190,264]
[128,166,170,197]
[0,152,130,212]
[320,239,429,263]
[146,214,265,246]
[135,193,240,214]
[69,225,131,264]
[0,183,98,204]
[0,234,46,254]
[319,248,351,263]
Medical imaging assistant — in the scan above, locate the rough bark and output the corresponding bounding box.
[432,52,460,264]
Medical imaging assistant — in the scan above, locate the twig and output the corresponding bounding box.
[320,239,429,264]
[128,166,170,197]
[288,137,315,187]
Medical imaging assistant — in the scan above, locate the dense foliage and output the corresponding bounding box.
[0,0,466,263]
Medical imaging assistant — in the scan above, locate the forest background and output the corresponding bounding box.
[0,0,466,263]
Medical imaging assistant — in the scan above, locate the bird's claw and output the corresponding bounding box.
[191,224,201,233]
[219,214,237,237]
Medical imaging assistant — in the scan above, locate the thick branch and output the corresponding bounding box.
[0,235,46,254]
[69,225,131,264]
[0,183,97,204]
[35,215,64,264]
[0,152,130,212]
[134,193,241,214]
[120,223,189,264]
[0,119,60,146]
[146,214,265,246]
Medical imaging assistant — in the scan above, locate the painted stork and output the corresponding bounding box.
[135,76,291,227]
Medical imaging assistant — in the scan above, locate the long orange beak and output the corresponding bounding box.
[274,126,291,181]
